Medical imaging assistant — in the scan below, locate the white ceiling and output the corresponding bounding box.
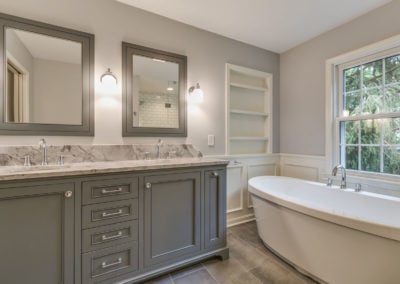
[116,0,391,53]
[132,55,178,81]
[10,29,81,64]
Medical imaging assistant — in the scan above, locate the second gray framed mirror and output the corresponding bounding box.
[122,42,187,137]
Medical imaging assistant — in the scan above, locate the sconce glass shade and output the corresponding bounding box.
[100,68,117,86]
[188,83,204,103]
[167,80,174,91]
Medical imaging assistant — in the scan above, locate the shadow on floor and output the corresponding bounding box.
[144,221,318,284]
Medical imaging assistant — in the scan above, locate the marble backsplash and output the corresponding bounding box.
[0,144,202,166]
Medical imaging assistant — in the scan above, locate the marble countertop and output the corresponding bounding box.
[0,158,229,181]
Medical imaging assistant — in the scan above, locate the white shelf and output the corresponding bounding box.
[226,63,273,155]
[230,137,268,141]
[230,82,267,92]
[230,109,268,117]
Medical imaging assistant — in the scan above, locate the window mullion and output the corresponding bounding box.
[380,59,385,173]
[382,58,386,112]
[337,112,400,121]
[358,65,363,171]
[337,65,344,166]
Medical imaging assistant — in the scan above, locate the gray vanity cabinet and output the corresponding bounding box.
[143,171,202,268]
[0,182,75,284]
[0,162,228,284]
[204,169,227,249]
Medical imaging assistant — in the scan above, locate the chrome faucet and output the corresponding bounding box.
[38,138,48,166]
[332,164,346,189]
[156,139,164,159]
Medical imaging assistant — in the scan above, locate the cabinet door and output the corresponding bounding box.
[143,172,201,268]
[0,183,75,284]
[204,169,226,249]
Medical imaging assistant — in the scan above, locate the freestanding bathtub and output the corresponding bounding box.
[248,176,400,284]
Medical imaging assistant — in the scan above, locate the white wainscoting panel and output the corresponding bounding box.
[281,164,319,181]
[207,154,280,227]
[226,164,244,213]
[280,153,326,182]
[247,163,278,208]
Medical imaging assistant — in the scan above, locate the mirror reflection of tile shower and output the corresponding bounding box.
[132,55,179,128]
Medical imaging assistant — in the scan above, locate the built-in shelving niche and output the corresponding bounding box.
[226,64,273,155]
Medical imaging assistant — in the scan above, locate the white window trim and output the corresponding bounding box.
[325,33,400,182]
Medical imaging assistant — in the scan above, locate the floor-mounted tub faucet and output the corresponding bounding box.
[332,164,346,189]
[38,138,48,166]
[156,139,164,159]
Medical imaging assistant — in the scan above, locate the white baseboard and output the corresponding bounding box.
[227,214,255,227]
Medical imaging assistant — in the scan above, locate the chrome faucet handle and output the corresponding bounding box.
[24,155,31,167]
[355,183,362,192]
[57,155,64,165]
[326,178,333,187]
[167,151,176,159]
[38,138,46,148]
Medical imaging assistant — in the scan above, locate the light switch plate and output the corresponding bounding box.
[208,135,215,146]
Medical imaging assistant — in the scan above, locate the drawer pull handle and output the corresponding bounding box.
[101,257,122,269]
[64,191,73,198]
[102,209,123,218]
[211,172,219,177]
[145,182,152,189]
[101,187,123,194]
[101,231,123,241]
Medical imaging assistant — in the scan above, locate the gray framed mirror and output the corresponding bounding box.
[122,42,187,137]
[0,13,94,136]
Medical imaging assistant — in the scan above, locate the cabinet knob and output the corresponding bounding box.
[64,191,73,198]
[211,171,219,177]
[145,182,152,189]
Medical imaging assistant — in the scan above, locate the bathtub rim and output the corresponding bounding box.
[248,176,400,242]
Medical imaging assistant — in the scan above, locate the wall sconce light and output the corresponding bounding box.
[100,68,117,86]
[167,80,175,92]
[188,83,204,103]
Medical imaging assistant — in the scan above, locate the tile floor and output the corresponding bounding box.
[144,221,318,284]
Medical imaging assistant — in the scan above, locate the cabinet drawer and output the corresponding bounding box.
[82,199,138,229]
[82,177,138,205]
[82,220,138,253]
[82,242,138,283]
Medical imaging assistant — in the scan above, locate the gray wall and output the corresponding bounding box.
[0,0,280,155]
[280,0,400,156]
[32,58,82,125]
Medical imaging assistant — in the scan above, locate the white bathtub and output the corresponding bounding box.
[248,176,400,284]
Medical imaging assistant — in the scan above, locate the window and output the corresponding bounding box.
[336,49,400,175]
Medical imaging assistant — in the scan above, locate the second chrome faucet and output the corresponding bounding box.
[38,138,48,166]
[156,139,163,159]
[332,164,346,189]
